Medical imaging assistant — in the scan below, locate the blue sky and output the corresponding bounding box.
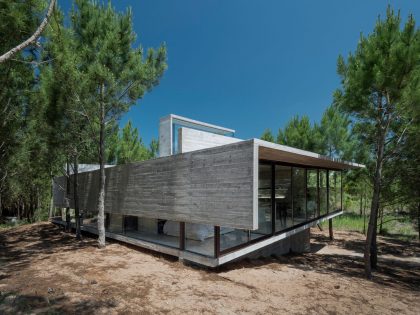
[61,1,420,145]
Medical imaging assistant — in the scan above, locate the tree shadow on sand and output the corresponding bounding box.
[0,291,119,315]
[217,233,420,292]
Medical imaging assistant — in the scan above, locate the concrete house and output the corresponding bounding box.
[52,114,363,267]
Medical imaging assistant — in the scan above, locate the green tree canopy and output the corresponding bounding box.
[260,129,275,142]
[335,6,420,277]
[276,115,317,151]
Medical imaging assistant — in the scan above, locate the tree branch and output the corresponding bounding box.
[0,0,56,64]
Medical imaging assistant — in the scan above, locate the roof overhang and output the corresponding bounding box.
[255,139,365,170]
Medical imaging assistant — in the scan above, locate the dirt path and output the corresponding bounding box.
[0,222,419,314]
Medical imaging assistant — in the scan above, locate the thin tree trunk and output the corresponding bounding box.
[66,161,71,232]
[0,192,2,219]
[364,126,385,278]
[49,173,54,218]
[371,224,377,268]
[97,87,106,248]
[73,157,81,240]
[379,207,384,235]
[360,192,363,216]
[417,202,420,241]
[363,188,367,234]
[0,0,56,63]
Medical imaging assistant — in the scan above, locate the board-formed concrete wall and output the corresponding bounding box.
[53,140,257,229]
[178,127,241,153]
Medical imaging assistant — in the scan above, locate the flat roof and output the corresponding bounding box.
[160,114,235,134]
[255,139,364,170]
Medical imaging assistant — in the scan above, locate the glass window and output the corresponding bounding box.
[306,170,318,220]
[319,170,328,215]
[105,215,180,248]
[185,223,215,256]
[220,228,249,252]
[253,164,273,238]
[292,168,306,224]
[329,171,342,212]
[275,165,292,232]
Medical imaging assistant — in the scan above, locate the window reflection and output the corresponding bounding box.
[293,168,306,224]
[306,170,318,219]
[275,165,292,231]
[254,164,273,237]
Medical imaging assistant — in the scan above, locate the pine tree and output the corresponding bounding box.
[276,115,316,151]
[70,0,167,247]
[115,121,151,164]
[260,129,275,143]
[335,7,420,278]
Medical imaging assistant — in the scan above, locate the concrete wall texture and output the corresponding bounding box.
[53,140,258,229]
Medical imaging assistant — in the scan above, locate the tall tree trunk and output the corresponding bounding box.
[364,126,385,278]
[371,224,377,268]
[360,192,363,216]
[379,207,384,235]
[49,172,54,218]
[66,161,71,232]
[97,89,106,248]
[417,202,420,241]
[73,157,81,240]
[0,192,2,219]
[363,189,367,234]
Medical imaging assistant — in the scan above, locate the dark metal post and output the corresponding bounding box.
[180,222,185,250]
[304,169,308,220]
[341,171,343,211]
[271,163,275,235]
[317,169,320,217]
[327,170,333,240]
[291,167,294,225]
[214,226,220,258]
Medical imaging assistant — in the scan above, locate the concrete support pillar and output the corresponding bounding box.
[290,228,311,253]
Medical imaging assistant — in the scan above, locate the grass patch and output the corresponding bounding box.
[0,219,29,231]
[320,212,418,241]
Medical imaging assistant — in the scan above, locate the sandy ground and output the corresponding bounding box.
[0,222,419,315]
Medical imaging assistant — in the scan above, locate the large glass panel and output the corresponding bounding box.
[252,164,273,238]
[185,223,215,256]
[329,171,342,212]
[220,228,249,252]
[319,170,328,215]
[306,169,318,219]
[275,165,292,232]
[292,168,306,223]
[108,216,180,248]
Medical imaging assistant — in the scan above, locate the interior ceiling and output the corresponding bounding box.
[258,146,362,170]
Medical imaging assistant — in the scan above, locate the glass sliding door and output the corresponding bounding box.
[253,164,273,239]
[306,169,318,220]
[275,165,292,232]
[292,168,306,224]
